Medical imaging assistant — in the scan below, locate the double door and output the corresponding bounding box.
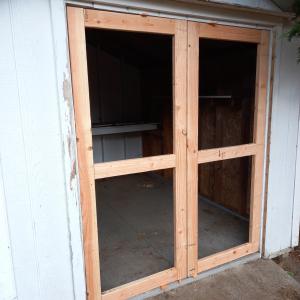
[67,7,269,300]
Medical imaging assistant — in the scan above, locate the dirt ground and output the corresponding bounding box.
[274,246,300,284]
[147,259,300,300]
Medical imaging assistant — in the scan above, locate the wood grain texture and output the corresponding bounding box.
[198,23,261,43]
[84,9,176,34]
[94,154,176,179]
[198,243,255,273]
[187,21,199,278]
[198,144,261,164]
[67,7,101,299]
[249,30,270,248]
[102,268,177,300]
[173,20,188,280]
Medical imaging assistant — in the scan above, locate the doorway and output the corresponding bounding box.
[67,7,269,300]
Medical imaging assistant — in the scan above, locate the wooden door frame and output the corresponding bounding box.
[187,22,270,276]
[67,6,269,298]
[67,7,188,300]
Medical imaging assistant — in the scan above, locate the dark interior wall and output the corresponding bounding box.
[86,37,142,126]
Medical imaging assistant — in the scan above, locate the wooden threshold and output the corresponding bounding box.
[94,154,176,179]
[197,243,257,273]
[198,143,262,164]
[102,268,177,300]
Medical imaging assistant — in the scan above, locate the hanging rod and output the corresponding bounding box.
[199,96,232,99]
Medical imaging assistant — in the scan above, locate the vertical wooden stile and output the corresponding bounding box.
[250,30,270,248]
[173,20,188,280]
[187,21,199,277]
[67,7,101,299]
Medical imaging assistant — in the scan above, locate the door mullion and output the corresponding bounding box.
[186,21,199,278]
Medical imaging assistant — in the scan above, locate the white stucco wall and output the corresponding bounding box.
[0,0,299,299]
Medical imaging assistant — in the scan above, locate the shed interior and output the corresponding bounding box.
[86,28,256,291]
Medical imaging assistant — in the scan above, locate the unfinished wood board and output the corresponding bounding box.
[198,23,261,43]
[102,268,177,300]
[249,30,270,248]
[173,20,188,280]
[198,144,261,164]
[197,243,254,273]
[187,21,199,278]
[94,154,176,179]
[84,9,176,34]
[67,6,101,299]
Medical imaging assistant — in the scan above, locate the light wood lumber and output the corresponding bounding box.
[198,23,261,43]
[102,268,177,300]
[198,243,255,273]
[187,21,199,278]
[198,144,262,164]
[67,6,101,299]
[84,9,176,34]
[249,30,270,248]
[173,20,188,280]
[94,154,176,179]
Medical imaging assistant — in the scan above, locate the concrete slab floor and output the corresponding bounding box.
[147,259,300,300]
[96,173,248,291]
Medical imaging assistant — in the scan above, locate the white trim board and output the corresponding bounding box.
[67,0,290,28]
[0,158,17,300]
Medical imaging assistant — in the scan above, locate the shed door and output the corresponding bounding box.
[67,7,188,300]
[67,7,269,300]
[186,22,269,276]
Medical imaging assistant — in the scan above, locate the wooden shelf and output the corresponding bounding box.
[92,123,159,136]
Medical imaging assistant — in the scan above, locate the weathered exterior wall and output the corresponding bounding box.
[0,0,299,299]
[264,28,300,257]
[0,0,85,299]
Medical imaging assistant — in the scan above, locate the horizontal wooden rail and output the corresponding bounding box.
[198,243,256,273]
[94,154,176,179]
[102,268,177,300]
[198,23,261,43]
[198,143,262,164]
[84,9,176,34]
